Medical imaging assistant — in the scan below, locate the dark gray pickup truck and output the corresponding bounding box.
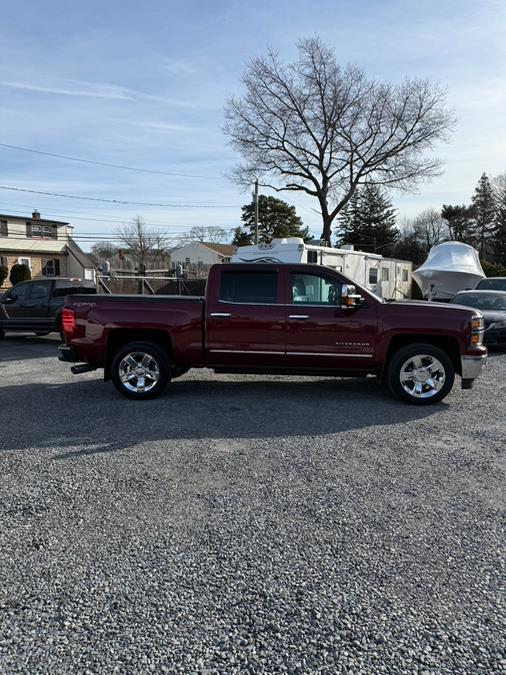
[0,278,96,338]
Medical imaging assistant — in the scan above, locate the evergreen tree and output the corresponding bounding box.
[335,191,359,247]
[337,184,398,254]
[234,195,309,244]
[231,226,253,246]
[441,204,476,244]
[472,173,496,257]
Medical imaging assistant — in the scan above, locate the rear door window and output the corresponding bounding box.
[219,272,277,304]
[28,281,51,301]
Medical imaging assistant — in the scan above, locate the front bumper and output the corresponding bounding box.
[461,352,487,381]
[484,327,506,347]
[58,344,78,362]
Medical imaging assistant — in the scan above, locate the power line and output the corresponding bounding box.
[0,143,227,181]
[0,206,232,229]
[0,185,241,208]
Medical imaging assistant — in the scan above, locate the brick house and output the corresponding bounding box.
[0,210,96,290]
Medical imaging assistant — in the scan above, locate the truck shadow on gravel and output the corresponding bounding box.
[0,336,60,362]
[0,375,448,459]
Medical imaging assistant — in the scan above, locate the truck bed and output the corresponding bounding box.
[64,293,205,365]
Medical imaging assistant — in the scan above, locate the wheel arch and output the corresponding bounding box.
[381,334,462,380]
[104,329,173,381]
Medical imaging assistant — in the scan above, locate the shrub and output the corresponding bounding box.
[9,263,31,286]
[481,259,506,278]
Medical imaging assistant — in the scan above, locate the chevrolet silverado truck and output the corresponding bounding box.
[59,263,487,404]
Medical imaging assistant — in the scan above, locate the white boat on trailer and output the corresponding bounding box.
[412,241,485,301]
[231,237,413,300]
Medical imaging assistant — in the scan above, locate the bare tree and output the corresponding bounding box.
[180,226,228,244]
[412,208,449,249]
[89,242,118,266]
[224,37,455,243]
[116,216,172,273]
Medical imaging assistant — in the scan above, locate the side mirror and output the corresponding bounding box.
[340,284,364,309]
[2,293,14,303]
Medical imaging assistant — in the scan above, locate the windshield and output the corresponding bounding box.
[477,278,506,291]
[453,293,506,310]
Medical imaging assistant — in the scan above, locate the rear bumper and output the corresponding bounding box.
[461,352,487,380]
[58,344,78,362]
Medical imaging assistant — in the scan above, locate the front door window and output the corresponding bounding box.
[291,273,341,305]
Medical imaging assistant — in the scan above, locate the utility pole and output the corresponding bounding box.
[253,179,259,245]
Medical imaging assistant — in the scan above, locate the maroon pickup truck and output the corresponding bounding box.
[59,263,487,404]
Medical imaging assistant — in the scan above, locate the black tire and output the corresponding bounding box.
[111,341,170,400]
[387,343,455,405]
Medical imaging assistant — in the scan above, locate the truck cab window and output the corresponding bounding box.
[10,282,30,302]
[29,281,51,301]
[220,272,277,303]
[291,273,341,305]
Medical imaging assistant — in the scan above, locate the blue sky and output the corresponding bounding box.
[1,0,505,248]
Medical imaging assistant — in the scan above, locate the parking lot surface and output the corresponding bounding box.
[0,334,504,673]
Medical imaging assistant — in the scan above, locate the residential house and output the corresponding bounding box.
[0,210,96,290]
[170,241,236,269]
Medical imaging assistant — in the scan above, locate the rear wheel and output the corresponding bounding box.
[387,343,455,405]
[111,341,170,400]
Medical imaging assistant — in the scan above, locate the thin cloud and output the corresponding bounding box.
[0,80,132,100]
[0,78,197,108]
[111,118,204,133]
[164,57,197,76]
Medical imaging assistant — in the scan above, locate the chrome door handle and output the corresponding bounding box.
[210,312,231,318]
[289,314,310,320]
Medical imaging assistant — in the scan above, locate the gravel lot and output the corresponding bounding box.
[0,334,504,674]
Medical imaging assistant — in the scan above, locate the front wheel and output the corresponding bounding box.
[387,343,455,405]
[111,341,170,400]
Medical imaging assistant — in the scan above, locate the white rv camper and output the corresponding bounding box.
[231,238,413,299]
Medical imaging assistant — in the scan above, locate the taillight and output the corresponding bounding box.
[62,308,75,335]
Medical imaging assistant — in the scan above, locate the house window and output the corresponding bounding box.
[18,257,31,269]
[185,257,191,265]
[402,269,409,282]
[368,268,378,284]
[307,250,318,263]
[381,268,389,282]
[27,222,57,238]
[42,259,61,277]
[0,220,7,237]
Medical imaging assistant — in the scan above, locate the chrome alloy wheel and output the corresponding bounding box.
[118,351,160,393]
[399,354,446,399]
